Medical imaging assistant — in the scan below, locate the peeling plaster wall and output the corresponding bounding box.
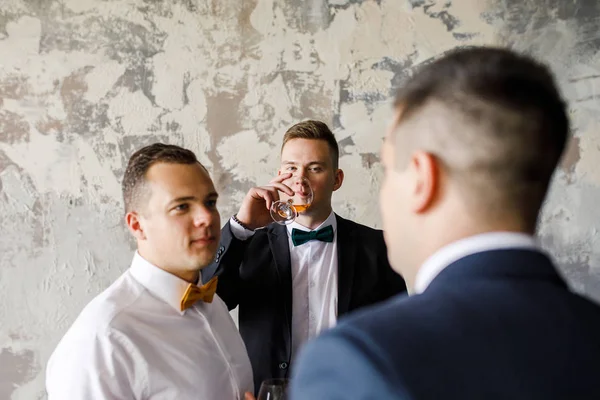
[1,0,599,398]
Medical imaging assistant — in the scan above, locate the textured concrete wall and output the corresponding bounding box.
[1,0,599,398]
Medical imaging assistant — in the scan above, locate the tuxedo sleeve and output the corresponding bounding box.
[202,220,251,310]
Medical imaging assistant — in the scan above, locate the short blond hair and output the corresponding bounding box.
[282,120,339,170]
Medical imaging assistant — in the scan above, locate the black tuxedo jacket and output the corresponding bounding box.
[201,214,406,392]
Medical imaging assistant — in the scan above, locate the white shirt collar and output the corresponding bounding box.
[413,232,539,295]
[286,210,337,234]
[129,251,196,315]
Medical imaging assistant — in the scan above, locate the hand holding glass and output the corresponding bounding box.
[270,176,313,225]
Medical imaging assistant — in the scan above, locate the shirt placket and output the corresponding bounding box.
[308,241,317,339]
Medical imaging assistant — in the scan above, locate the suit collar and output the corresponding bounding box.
[268,220,288,237]
[415,232,538,294]
[335,214,357,315]
[425,248,567,292]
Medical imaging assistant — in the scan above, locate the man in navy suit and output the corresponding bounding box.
[290,46,600,399]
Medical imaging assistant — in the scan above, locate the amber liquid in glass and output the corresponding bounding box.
[292,204,309,213]
[276,202,310,218]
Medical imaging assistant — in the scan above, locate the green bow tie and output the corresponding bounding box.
[291,225,334,246]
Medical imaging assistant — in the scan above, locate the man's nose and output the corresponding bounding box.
[295,168,308,179]
[193,206,215,226]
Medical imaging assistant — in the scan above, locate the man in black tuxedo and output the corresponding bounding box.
[202,120,406,392]
[291,47,600,399]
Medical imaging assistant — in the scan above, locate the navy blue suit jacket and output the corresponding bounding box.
[291,249,600,399]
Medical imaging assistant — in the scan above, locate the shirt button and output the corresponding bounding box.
[279,362,288,369]
[309,281,315,288]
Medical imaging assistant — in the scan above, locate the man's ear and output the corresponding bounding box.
[408,151,439,213]
[333,169,344,191]
[126,211,146,241]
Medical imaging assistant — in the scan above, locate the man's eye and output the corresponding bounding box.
[310,167,322,172]
[206,200,217,208]
[287,166,296,171]
[175,204,189,211]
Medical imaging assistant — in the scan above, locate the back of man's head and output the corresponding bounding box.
[392,46,569,230]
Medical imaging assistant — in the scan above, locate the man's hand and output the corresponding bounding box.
[244,392,256,400]
[236,173,294,230]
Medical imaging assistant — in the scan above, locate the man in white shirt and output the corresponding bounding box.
[46,143,253,399]
[290,47,600,399]
[201,120,406,392]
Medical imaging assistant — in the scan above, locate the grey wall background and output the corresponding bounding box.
[1,0,599,398]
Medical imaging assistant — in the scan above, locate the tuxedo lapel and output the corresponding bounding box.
[268,223,292,360]
[336,214,357,316]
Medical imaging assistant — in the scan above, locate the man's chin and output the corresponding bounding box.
[186,252,216,270]
[299,200,327,215]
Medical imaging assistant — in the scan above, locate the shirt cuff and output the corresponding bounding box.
[229,217,256,241]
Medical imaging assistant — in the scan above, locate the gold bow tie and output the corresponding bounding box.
[180,276,218,311]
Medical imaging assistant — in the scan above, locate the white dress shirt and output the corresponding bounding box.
[414,232,539,294]
[46,252,253,400]
[230,211,338,363]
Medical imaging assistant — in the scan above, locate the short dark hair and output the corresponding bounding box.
[393,46,569,228]
[282,120,340,169]
[122,143,200,213]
